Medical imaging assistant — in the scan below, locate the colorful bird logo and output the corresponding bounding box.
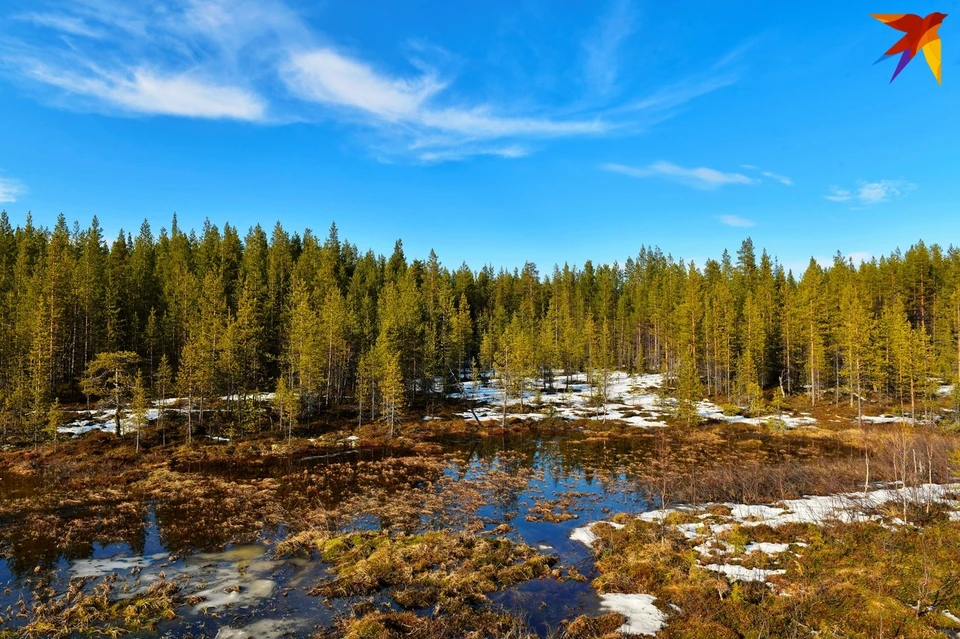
[872,12,946,84]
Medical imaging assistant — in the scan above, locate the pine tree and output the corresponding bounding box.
[839,280,874,419]
[81,351,141,436]
[798,259,826,406]
[154,354,173,445]
[131,370,148,453]
[46,398,63,448]
[377,337,404,437]
[286,279,323,413]
[450,293,473,381]
[274,375,300,440]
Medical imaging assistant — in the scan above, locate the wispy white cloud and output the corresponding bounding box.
[283,47,606,158]
[284,49,445,121]
[0,0,747,162]
[30,64,266,120]
[626,74,738,113]
[718,215,755,228]
[824,180,915,205]
[582,0,635,95]
[0,177,27,204]
[602,161,756,189]
[15,12,105,38]
[417,145,529,163]
[823,188,852,202]
[604,40,751,132]
[2,0,294,121]
[762,171,793,186]
[740,164,793,186]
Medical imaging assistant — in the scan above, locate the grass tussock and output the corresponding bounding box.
[326,608,634,639]
[559,612,627,638]
[303,530,558,609]
[320,607,538,639]
[7,578,180,639]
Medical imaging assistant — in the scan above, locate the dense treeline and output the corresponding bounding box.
[0,211,958,441]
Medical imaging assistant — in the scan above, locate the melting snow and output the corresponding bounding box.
[744,542,790,555]
[452,372,817,429]
[569,521,625,547]
[59,408,161,436]
[859,414,915,424]
[598,593,667,636]
[218,392,276,402]
[69,545,282,609]
[71,553,168,579]
[216,619,306,639]
[722,484,959,528]
[704,564,786,583]
[575,484,960,588]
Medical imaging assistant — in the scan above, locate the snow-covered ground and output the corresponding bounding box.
[449,372,668,426]
[573,483,960,587]
[59,391,275,437]
[858,414,915,424]
[570,520,624,547]
[450,372,818,429]
[696,402,817,428]
[218,392,276,402]
[703,564,785,583]
[598,593,667,636]
[59,408,161,436]
[629,483,960,534]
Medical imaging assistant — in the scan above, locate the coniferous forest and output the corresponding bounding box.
[0,211,958,443]
[4,211,960,639]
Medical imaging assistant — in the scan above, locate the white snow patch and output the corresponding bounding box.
[704,564,785,583]
[451,371,816,429]
[598,593,667,636]
[570,521,625,547]
[724,484,958,528]
[744,542,790,555]
[697,402,817,428]
[631,485,960,536]
[859,414,915,424]
[59,408,161,436]
[218,392,276,402]
[58,420,113,436]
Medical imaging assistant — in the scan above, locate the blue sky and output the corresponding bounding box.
[0,0,957,274]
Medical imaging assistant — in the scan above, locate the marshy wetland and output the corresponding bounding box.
[3,372,960,638]
[1,375,960,638]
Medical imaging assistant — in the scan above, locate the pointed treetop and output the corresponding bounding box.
[327,222,339,247]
